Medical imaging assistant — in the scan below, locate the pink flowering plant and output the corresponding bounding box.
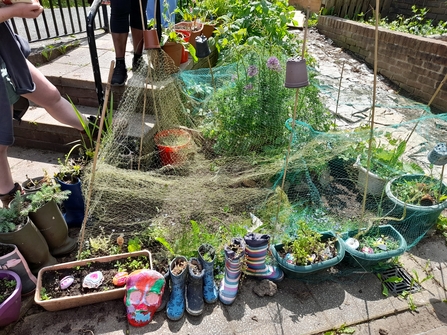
[205,51,294,156]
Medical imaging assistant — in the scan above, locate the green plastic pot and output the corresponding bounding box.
[385,174,447,249]
[270,231,345,279]
[341,225,407,269]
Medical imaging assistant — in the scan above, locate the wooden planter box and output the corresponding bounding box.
[34,250,152,311]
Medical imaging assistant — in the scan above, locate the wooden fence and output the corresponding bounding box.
[322,0,392,20]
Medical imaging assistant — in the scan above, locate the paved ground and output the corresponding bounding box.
[1,25,447,335]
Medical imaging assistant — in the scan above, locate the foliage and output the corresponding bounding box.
[127,237,142,253]
[356,128,424,180]
[0,191,28,233]
[23,183,71,213]
[358,5,447,37]
[213,0,300,57]
[204,50,294,156]
[356,234,400,254]
[39,288,51,301]
[280,220,337,266]
[0,278,16,304]
[390,175,447,205]
[323,323,356,335]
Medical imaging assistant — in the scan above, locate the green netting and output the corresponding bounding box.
[78,44,447,276]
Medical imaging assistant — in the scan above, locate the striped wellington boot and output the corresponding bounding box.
[243,232,284,282]
[218,237,245,305]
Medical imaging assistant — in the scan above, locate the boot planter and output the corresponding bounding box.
[271,231,345,279]
[0,243,36,295]
[55,177,85,228]
[243,233,284,282]
[166,256,187,321]
[185,257,204,316]
[28,200,77,256]
[0,270,21,327]
[219,237,245,305]
[198,243,218,304]
[0,217,57,275]
[34,250,152,311]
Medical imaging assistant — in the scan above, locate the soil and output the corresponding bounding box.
[40,255,151,300]
[0,276,16,304]
[170,257,187,276]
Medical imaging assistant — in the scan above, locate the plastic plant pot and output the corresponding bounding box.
[0,270,22,327]
[154,128,191,166]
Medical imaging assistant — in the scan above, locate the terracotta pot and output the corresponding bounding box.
[162,42,183,67]
[143,29,160,49]
[202,23,215,39]
[0,270,21,327]
[174,22,203,49]
[34,250,152,311]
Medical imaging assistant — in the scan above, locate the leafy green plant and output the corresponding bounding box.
[23,183,71,213]
[127,237,142,253]
[323,323,356,335]
[39,288,51,301]
[0,191,28,233]
[0,277,17,304]
[390,175,447,205]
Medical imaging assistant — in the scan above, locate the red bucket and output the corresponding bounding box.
[175,30,191,63]
[154,129,191,166]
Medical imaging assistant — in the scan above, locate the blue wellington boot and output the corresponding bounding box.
[198,244,218,304]
[185,257,205,316]
[166,256,188,321]
[56,178,85,228]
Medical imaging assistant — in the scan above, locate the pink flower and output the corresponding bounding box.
[247,65,258,77]
[244,83,253,90]
[266,56,281,71]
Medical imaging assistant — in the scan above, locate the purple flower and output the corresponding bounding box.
[247,65,258,77]
[244,83,253,90]
[266,56,281,71]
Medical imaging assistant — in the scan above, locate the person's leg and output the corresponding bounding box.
[110,0,131,85]
[130,0,147,70]
[22,60,84,131]
[0,145,14,195]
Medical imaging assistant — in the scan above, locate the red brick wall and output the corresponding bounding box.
[317,15,447,113]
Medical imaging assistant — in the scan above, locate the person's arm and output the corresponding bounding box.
[0,2,43,23]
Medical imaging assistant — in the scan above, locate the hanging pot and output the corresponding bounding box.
[427,143,447,165]
[285,57,309,88]
[143,29,160,49]
[195,35,210,59]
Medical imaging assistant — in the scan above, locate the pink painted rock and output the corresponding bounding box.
[113,272,129,287]
[124,269,165,327]
[82,271,104,288]
[60,276,74,290]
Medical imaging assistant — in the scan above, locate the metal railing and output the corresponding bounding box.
[9,0,109,43]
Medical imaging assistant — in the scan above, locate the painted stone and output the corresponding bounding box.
[124,269,165,327]
[345,237,359,250]
[82,271,104,289]
[113,271,129,287]
[60,276,74,290]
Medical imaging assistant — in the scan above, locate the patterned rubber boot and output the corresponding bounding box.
[218,237,245,305]
[0,242,37,295]
[166,256,188,321]
[198,243,218,304]
[156,271,170,312]
[185,258,205,316]
[243,232,284,282]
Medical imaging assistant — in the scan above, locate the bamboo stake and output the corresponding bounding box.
[360,0,380,220]
[77,60,115,259]
[334,61,345,129]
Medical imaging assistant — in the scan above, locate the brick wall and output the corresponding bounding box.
[317,15,447,113]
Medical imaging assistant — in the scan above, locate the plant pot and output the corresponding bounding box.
[341,225,407,268]
[0,242,36,295]
[285,57,309,88]
[143,29,160,49]
[21,176,50,194]
[55,177,85,228]
[154,128,192,166]
[202,23,215,39]
[0,217,57,275]
[270,232,345,279]
[175,29,191,64]
[174,22,203,49]
[28,200,77,256]
[353,156,388,196]
[162,41,183,67]
[0,270,21,327]
[34,250,152,311]
[385,174,447,248]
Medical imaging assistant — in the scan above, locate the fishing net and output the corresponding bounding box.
[77,39,447,276]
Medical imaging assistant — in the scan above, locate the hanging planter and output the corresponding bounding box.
[341,225,407,269]
[385,174,447,248]
[34,250,152,311]
[0,270,21,327]
[154,128,192,166]
[271,231,345,279]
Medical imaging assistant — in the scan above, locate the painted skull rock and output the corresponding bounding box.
[124,269,165,327]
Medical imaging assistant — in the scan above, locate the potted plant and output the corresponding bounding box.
[270,220,345,278]
[24,183,77,257]
[341,224,407,269]
[174,6,203,49]
[385,173,447,248]
[154,128,192,166]
[34,250,152,311]
[0,270,21,327]
[353,130,424,196]
[21,171,52,194]
[0,192,57,275]
[161,26,197,67]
